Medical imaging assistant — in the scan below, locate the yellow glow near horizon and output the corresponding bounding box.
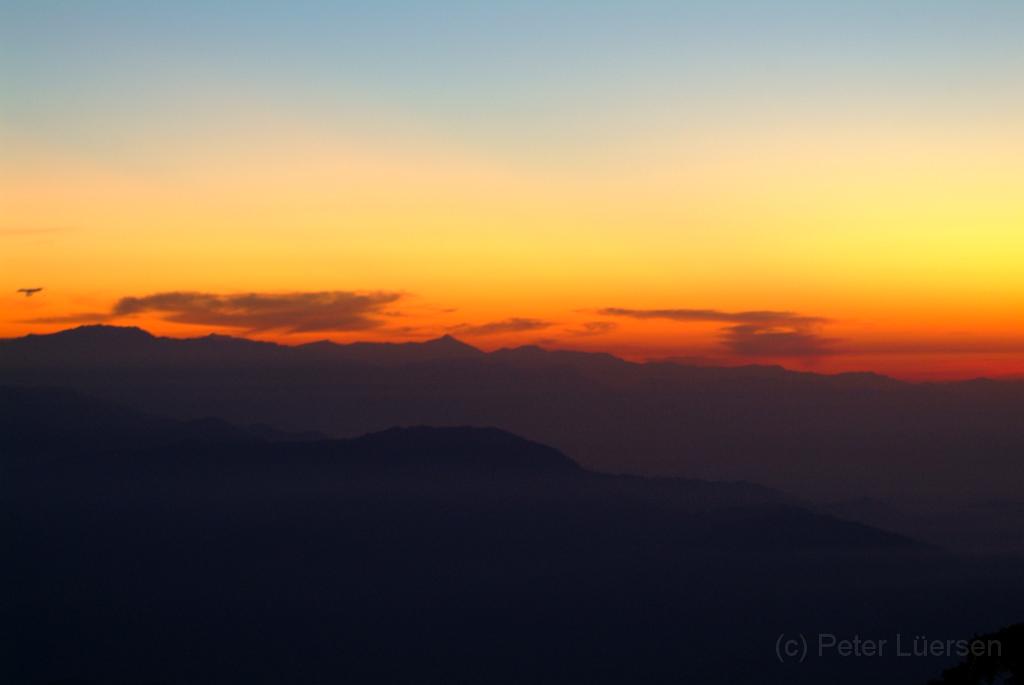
[3,107,1023,379]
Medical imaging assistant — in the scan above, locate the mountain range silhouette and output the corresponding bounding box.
[3,325,1022,505]
[4,329,1024,684]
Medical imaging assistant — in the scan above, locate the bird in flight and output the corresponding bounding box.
[16,287,43,297]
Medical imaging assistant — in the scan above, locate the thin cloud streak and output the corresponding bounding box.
[601,306,836,359]
[567,321,618,337]
[597,307,826,327]
[29,291,404,333]
[721,324,837,358]
[26,312,112,324]
[449,318,553,337]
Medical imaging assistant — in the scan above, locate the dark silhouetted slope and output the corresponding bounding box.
[5,387,1023,685]
[925,623,1023,684]
[2,385,908,552]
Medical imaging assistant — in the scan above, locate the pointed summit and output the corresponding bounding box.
[421,334,482,355]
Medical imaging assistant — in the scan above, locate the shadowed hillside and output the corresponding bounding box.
[4,387,1023,685]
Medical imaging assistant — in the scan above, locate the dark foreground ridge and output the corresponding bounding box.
[4,387,1023,684]
[925,623,1023,684]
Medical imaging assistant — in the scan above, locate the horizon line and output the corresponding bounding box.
[5,322,1018,385]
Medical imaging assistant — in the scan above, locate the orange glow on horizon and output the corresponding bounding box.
[3,108,1023,381]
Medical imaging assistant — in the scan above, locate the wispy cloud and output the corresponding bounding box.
[567,321,618,336]
[27,312,112,324]
[449,317,553,337]
[29,291,403,333]
[720,324,836,358]
[600,306,836,358]
[597,307,825,327]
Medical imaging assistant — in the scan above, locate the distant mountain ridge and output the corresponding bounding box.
[1,325,484,366]
[3,325,1024,504]
[0,324,910,383]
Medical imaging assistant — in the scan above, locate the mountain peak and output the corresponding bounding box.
[19,324,157,346]
[421,335,481,354]
[61,324,154,339]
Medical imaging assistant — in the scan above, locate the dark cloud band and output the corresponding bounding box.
[30,291,403,333]
[600,306,836,358]
[597,307,826,327]
[449,318,553,337]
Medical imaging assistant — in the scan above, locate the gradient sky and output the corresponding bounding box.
[2,1,1023,379]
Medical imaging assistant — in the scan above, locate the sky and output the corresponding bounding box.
[2,1,1023,379]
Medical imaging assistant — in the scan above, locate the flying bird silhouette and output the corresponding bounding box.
[16,288,43,297]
